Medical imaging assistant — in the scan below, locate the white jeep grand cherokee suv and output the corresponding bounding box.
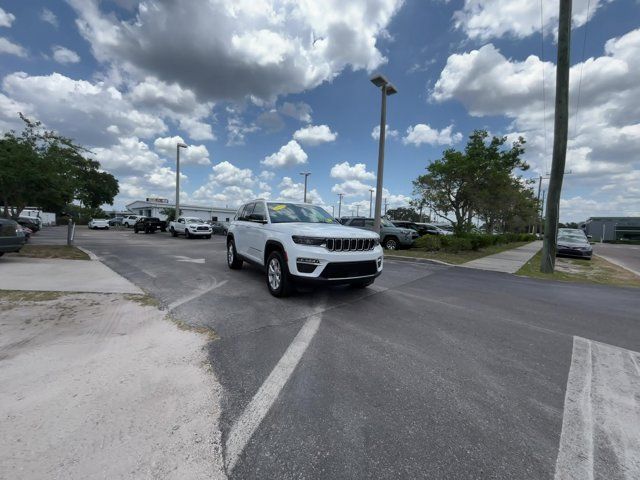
[227,200,383,297]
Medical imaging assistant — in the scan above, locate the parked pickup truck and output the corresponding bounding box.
[133,217,167,234]
[169,217,212,239]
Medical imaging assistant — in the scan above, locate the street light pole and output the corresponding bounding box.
[337,193,344,219]
[356,204,360,216]
[371,74,397,234]
[175,142,188,218]
[369,189,374,218]
[299,172,311,203]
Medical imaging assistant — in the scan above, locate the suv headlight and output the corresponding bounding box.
[373,238,380,247]
[292,236,326,246]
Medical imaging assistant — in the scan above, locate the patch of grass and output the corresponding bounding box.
[10,244,89,260]
[170,315,219,341]
[0,290,67,302]
[517,252,640,288]
[124,293,159,308]
[387,241,530,265]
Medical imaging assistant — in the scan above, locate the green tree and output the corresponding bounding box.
[0,114,119,218]
[413,130,529,233]
[387,207,420,221]
[160,207,177,223]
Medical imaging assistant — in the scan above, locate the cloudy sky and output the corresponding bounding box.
[0,0,638,221]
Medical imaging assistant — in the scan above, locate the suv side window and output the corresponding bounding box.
[251,202,267,222]
[240,203,255,221]
[350,218,365,227]
[364,219,375,228]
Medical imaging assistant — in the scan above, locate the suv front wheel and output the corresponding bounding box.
[266,251,293,297]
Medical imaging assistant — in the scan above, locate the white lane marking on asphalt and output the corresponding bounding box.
[167,280,228,311]
[555,337,640,480]
[140,268,157,278]
[172,255,206,264]
[225,313,323,473]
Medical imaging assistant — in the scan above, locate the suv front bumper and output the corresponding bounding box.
[286,244,384,283]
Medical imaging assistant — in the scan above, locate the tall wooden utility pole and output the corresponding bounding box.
[540,0,572,273]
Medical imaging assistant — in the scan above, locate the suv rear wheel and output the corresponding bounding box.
[383,236,398,250]
[266,251,293,297]
[227,239,243,269]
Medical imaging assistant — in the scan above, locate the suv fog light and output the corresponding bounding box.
[377,257,383,268]
[297,257,320,264]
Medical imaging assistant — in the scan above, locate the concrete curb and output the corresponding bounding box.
[595,254,640,278]
[76,246,99,261]
[384,254,454,267]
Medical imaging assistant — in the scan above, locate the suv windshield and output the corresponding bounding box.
[381,219,395,227]
[267,203,338,224]
[186,218,204,223]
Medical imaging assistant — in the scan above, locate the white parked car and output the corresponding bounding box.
[169,217,213,239]
[123,215,142,228]
[88,218,109,230]
[227,200,383,297]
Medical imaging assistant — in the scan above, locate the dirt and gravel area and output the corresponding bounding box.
[0,291,225,480]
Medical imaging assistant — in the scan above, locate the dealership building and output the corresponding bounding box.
[126,199,237,222]
[581,217,640,242]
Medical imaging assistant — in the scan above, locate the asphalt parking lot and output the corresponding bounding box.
[35,227,640,479]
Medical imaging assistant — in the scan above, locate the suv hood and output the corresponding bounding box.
[269,222,379,239]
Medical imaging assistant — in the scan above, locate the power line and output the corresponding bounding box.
[572,0,591,139]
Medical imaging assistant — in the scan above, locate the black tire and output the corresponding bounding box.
[134,227,139,234]
[383,236,399,250]
[227,239,243,270]
[266,250,293,297]
[170,228,177,237]
[350,278,374,288]
[185,229,191,239]
[0,252,4,257]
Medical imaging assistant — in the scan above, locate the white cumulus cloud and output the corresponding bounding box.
[153,136,210,166]
[403,124,462,146]
[67,0,404,102]
[0,7,16,28]
[330,161,376,181]
[293,124,337,146]
[0,37,26,57]
[262,140,308,168]
[52,46,80,64]
[371,124,399,140]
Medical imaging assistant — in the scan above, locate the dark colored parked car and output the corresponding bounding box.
[0,218,27,256]
[17,217,40,232]
[556,230,592,259]
[210,221,229,235]
[133,217,167,234]
[108,216,124,226]
[391,221,431,237]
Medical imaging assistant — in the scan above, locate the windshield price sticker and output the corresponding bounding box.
[273,204,286,211]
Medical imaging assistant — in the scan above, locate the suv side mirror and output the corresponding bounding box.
[248,214,267,224]
[587,234,593,239]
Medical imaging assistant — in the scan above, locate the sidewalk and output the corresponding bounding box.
[461,241,542,274]
[0,256,143,294]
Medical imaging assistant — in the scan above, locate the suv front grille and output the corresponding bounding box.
[320,261,377,279]
[326,238,375,252]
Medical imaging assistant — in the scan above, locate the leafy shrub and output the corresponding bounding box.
[459,233,493,250]
[442,236,473,253]
[415,235,441,251]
